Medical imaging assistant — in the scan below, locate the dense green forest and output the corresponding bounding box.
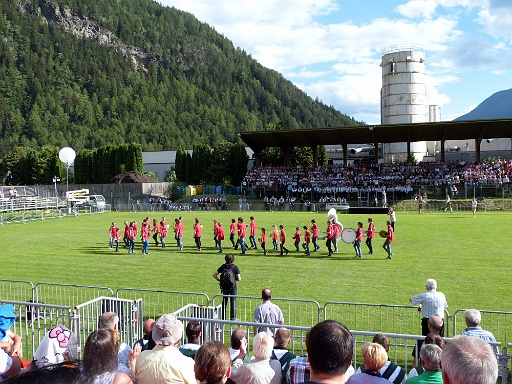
[0,0,363,161]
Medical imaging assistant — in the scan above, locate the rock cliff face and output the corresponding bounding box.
[16,0,155,69]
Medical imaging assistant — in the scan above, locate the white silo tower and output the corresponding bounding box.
[381,45,427,162]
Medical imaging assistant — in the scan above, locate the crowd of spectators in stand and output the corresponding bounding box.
[242,160,512,201]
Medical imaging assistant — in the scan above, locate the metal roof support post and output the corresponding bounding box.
[312,145,318,167]
[282,146,290,166]
[342,143,348,166]
[407,141,411,163]
[475,139,481,162]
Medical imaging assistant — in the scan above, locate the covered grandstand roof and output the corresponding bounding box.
[240,119,512,154]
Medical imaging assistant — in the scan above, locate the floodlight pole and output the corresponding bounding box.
[66,165,70,195]
[52,175,60,197]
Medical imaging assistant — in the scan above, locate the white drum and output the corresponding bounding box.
[341,228,357,243]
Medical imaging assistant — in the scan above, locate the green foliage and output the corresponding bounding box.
[174,146,188,182]
[258,122,329,166]
[164,167,177,183]
[74,143,142,183]
[191,143,212,185]
[143,170,158,182]
[165,182,183,201]
[0,145,64,185]
[228,143,249,186]
[0,0,363,160]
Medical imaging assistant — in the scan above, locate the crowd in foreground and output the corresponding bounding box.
[0,280,502,384]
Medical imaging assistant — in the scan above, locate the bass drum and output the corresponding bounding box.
[341,228,356,243]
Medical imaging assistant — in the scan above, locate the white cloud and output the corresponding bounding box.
[158,0,510,123]
[477,7,512,36]
[395,0,438,19]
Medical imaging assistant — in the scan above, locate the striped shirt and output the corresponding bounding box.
[460,326,498,354]
[410,290,448,319]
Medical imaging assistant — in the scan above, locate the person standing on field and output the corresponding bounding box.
[193,218,202,252]
[279,225,289,256]
[366,217,375,255]
[261,228,268,255]
[141,219,150,255]
[272,225,279,251]
[382,220,394,259]
[310,219,320,251]
[159,220,167,248]
[152,218,160,246]
[303,226,311,256]
[213,254,241,321]
[326,220,334,257]
[249,216,258,249]
[354,222,363,259]
[230,218,237,248]
[237,217,248,254]
[388,208,396,231]
[109,222,117,250]
[216,222,225,253]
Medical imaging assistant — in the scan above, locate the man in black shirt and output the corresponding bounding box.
[213,253,241,320]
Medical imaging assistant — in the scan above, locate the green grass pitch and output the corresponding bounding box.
[1,208,510,314]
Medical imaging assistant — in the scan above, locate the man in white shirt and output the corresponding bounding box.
[409,279,448,337]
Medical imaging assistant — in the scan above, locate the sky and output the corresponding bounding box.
[156,0,512,124]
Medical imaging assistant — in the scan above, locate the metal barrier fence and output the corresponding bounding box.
[323,302,452,337]
[176,314,310,356]
[73,296,142,359]
[0,299,74,361]
[0,280,35,303]
[116,288,210,320]
[211,294,321,327]
[453,308,512,349]
[35,282,114,308]
[172,304,223,345]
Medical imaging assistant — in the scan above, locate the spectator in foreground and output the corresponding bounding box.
[441,335,497,384]
[229,328,250,362]
[195,341,232,384]
[460,309,498,354]
[0,348,21,379]
[231,332,281,384]
[348,342,389,384]
[135,314,196,384]
[31,325,78,369]
[133,318,155,351]
[408,334,444,378]
[405,344,442,384]
[99,311,131,373]
[78,329,134,383]
[357,333,406,384]
[179,321,202,358]
[271,328,297,384]
[306,320,354,384]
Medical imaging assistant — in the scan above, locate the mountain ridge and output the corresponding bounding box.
[455,88,512,121]
[0,0,362,158]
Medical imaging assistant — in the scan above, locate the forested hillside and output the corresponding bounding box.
[0,0,363,159]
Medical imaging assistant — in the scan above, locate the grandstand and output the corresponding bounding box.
[241,160,512,206]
